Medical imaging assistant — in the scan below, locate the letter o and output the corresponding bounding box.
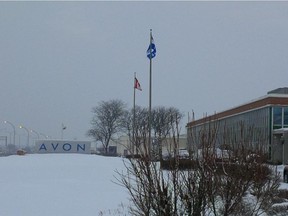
[63,143,72,151]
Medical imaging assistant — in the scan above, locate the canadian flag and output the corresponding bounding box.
[134,78,142,91]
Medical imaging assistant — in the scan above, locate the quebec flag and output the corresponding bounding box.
[147,34,156,59]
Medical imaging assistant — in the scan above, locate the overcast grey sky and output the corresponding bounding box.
[0,1,288,144]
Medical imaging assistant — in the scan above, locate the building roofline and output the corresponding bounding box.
[187,93,288,128]
[214,93,288,114]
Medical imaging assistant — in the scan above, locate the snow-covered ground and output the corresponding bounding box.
[1,153,288,216]
[278,164,288,190]
[0,154,129,216]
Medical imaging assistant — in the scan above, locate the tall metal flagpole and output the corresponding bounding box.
[148,29,152,157]
[133,72,136,155]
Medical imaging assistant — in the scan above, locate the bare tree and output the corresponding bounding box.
[87,99,126,154]
[186,119,280,216]
[117,115,281,215]
[122,106,149,155]
[151,106,183,159]
[116,110,182,215]
[122,106,183,158]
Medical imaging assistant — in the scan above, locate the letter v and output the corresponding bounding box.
[51,143,59,151]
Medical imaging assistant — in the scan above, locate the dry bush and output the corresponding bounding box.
[117,118,281,215]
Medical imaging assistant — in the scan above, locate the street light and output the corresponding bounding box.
[40,133,49,139]
[19,125,29,147]
[30,129,40,140]
[4,120,16,146]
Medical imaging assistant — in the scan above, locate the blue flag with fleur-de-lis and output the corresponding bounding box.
[147,35,156,59]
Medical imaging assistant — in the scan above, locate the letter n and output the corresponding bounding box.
[77,144,85,152]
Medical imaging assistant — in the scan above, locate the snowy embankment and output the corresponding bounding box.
[0,154,129,216]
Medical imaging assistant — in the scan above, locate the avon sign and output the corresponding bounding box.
[35,140,91,154]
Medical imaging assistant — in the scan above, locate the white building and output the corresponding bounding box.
[109,134,187,157]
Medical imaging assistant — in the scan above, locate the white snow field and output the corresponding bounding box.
[1,153,288,216]
[0,154,129,216]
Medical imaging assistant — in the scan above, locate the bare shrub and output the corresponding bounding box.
[117,115,281,215]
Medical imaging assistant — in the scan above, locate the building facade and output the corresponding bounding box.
[109,134,187,156]
[186,88,288,164]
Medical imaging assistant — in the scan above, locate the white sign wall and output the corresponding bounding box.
[35,140,91,154]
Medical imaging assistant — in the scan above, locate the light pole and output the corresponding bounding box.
[40,133,49,139]
[4,120,16,146]
[30,129,40,139]
[61,123,67,140]
[19,125,29,147]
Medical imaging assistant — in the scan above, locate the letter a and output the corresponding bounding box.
[39,143,47,151]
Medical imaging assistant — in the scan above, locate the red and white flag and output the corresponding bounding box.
[134,78,142,91]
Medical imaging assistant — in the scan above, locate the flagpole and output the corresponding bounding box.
[133,72,136,155]
[61,123,64,140]
[148,29,152,157]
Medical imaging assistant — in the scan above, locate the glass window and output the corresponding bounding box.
[284,107,288,127]
[273,107,282,129]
